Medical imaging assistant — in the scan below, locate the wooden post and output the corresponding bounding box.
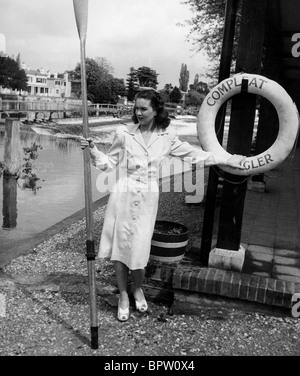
[250,0,283,188]
[215,0,267,254]
[2,175,18,229]
[2,118,21,230]
[3,119,22,176]
[200,0,239,265]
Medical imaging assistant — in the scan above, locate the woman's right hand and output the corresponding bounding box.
[80,137,95,150]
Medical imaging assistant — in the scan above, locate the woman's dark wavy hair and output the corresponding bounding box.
[132,89,171,130]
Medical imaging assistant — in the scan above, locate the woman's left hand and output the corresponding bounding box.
[226,154,247,169]
[80,137,95,150]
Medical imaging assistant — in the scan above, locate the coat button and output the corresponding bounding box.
[144,152,148,156]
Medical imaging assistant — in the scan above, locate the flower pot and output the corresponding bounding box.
[150,220,189,263]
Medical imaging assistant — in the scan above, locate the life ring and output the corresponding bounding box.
[197,73,299,176]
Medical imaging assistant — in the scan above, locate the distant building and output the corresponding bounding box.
[26,69,48,96]
[24,68,72,98]
[25,68,71,98]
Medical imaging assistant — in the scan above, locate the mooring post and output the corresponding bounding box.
[2,175,18,229]
[2,118,21,229]
[3,118,22,176]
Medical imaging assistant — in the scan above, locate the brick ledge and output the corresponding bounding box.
[173,265,300,309]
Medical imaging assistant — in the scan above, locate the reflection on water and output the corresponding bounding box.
[0,129,107,251]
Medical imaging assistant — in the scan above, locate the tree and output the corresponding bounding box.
[110,77,126,103]
[159,83,174,103]
[189,74,200,91]
[185,90,205,107]
[71,58,102,86]
[194,73,199,87]
[179,63,189,92]
[183,0,241,78]
[0,56,28,91]
[126,66,159,101]
[164,83,173,93]
[126,67,139,101]
[88,78,111,104]
[88,76,126,104]
[169,86,182,104]
[196,81,209,95]
[68,57,125,103]
[137,66,158,88]
[94,57,114,76]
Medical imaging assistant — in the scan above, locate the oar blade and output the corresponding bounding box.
[73,0,88,39]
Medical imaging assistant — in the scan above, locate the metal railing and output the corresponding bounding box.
[0,100,133,120]
[0,101,132,112]
[0,100,65,111]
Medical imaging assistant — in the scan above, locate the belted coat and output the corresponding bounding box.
[90,123,225,270]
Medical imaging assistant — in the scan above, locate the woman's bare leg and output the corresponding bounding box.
[115,261,129,310]
[131,268,145,301]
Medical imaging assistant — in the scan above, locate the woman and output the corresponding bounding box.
[81,89,245,322]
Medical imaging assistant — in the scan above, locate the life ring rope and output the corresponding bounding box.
[197,73,300,176]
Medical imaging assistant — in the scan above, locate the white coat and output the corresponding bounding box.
[90,123,225,270]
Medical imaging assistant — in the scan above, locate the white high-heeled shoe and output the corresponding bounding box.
[134,288,148,313]
[117,300,130,322]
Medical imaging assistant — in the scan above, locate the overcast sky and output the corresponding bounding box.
[0,0,210,89]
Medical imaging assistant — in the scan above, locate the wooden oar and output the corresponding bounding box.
[73,0,98,350]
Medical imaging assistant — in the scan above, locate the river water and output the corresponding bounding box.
[0,128,109,251]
